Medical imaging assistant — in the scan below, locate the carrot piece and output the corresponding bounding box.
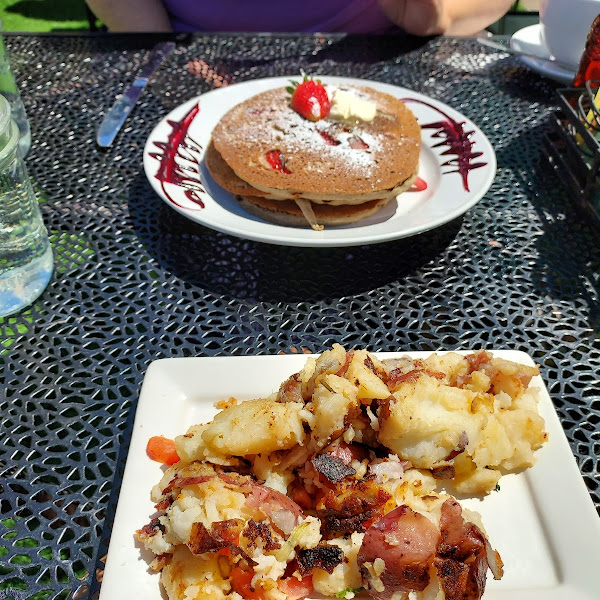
[146,436,180,465]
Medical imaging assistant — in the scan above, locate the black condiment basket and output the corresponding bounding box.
[544,81,600,231]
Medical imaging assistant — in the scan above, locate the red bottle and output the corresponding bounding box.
[573,13,600,87]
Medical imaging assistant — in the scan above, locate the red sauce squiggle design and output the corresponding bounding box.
[149,103,205,209]
[402,98,487,192]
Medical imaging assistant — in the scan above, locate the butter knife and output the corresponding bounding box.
[97,41,176,147]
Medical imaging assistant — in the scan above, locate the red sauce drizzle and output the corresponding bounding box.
[149,103,205,209]
[402,98,487,192]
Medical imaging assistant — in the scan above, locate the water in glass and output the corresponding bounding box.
[0,22,31,157]
[0,95,52,317]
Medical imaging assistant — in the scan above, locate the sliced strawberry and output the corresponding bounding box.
[317,128,340,146]
[287,76,331,122]
[348,135,369,150]
[265,150,291,173]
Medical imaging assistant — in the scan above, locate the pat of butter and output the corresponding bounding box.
[330,89,377,122]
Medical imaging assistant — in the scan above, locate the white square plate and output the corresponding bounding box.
[99,351,600,600]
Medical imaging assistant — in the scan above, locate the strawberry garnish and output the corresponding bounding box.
[287,75,331,122]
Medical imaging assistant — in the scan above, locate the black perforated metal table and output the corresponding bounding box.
[1,32,598,600]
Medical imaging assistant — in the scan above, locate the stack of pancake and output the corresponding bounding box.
[206,83,421,230]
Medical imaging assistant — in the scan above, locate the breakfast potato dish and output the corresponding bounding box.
[137,345,547,600]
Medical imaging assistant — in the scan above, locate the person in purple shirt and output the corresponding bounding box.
[85,0,516,36]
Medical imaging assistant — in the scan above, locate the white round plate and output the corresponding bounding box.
[143,76,496,247]
[510,24,576,85]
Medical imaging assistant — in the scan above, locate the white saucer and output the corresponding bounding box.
[510,23,576,85]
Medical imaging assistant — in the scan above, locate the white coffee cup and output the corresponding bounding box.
[539,0,600,69]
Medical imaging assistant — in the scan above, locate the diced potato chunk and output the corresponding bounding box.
[346,350,390,400]
[378,375,481,467]
[161,546,230,600]
[201,398,307,456]
[310,375,359,450]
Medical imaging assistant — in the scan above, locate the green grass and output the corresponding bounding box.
[0,0,92,32]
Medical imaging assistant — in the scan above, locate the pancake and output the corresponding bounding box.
[205,140,272,199]
[235,194,397,228]
[210,84,421,202]
[207,139,418,206]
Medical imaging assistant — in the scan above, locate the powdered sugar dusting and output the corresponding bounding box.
[212,84,421,196]
[241,91,381,175]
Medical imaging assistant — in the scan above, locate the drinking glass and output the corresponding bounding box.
[0,94,52,317]
[0,20,31,157]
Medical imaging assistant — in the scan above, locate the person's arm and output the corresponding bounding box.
[85,0,173,32]
[378,0,516,36]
